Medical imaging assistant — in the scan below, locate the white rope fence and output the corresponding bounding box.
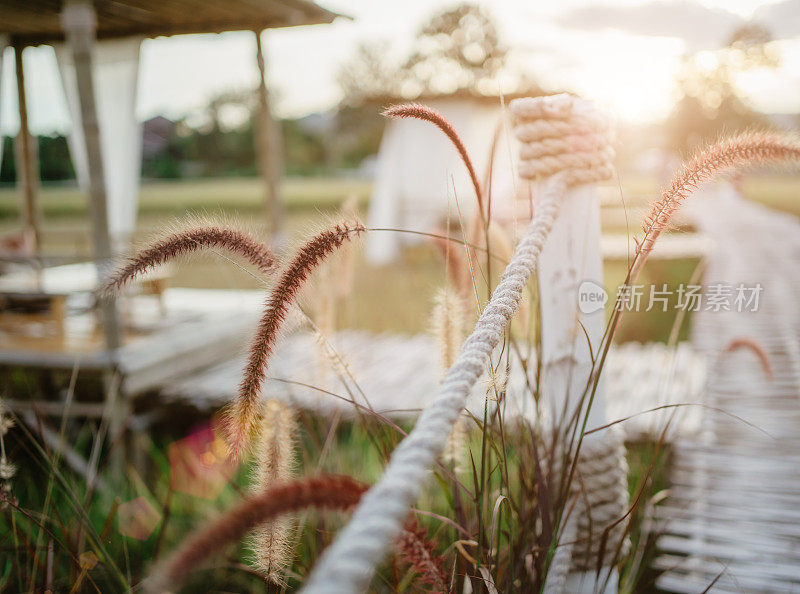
[302,174,566,593]
[303,93,622,593]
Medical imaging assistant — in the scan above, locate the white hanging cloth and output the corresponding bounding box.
[365,98,517,265]
[0,36,8,168]
[56,37,143,250]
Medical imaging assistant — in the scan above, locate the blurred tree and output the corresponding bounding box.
[399,3,507,97]
[335,3,539,170]
[338,3,537,106]
[38,135,74,180]
[1,135,74,182]
[338,42,399,107]
[667,22,779,154]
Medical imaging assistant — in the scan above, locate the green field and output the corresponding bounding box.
[1,174,797,340]
[0,177,373,220]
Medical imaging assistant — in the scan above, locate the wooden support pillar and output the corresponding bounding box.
[61,1,121,352]
[13,42,41,252]
[253,30,285,240]
[532,97,619,594]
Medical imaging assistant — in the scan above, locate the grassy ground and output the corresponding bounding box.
[0,177,373,220]
[4,174,793,591]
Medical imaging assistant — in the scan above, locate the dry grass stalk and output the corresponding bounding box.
[0,401,15,508]
[249,399,298,584]
[383,103,483,214]
[430,287,469,472]
[145,475,368,594]
[637,131,800,268]
[486,221,515,266]
[430,287,467,373]
[227,221,365,457]
[104,223,275,293]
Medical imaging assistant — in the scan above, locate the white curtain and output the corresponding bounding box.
[365,98,517,265]
[56,37,143,250]
[0,36,8,168]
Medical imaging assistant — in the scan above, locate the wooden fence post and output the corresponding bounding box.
[512,95,625,593]
[61,0,121,352]
[61,1,126,472]
[254,30,285,241]
[13,42,41,253]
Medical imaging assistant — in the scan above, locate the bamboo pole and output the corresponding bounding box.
[13,42,41,253]
[253,30,285,240]
[61,1,121,352]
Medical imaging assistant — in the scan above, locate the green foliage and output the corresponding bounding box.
[0,136,75,183]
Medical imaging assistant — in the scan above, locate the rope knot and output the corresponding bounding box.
[509,93,615,186]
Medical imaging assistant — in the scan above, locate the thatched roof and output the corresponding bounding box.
[1,0,342,46]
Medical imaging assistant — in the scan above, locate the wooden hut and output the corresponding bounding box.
[0,0,341,462]
[1,0,341,343]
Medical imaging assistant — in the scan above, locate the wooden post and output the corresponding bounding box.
[253,30,285,240]
[13,42,41,253]
[61,2,121,352]
[528,96,620,593]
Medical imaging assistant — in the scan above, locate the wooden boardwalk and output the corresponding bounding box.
[655,184,800,593]
[163,330,705,440]
[0,288,261,401]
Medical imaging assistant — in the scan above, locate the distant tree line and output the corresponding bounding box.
[0,110,383,183]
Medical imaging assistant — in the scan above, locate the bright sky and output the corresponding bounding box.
[2,0,799,135]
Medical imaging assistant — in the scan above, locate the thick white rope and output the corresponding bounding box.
[541,430,629,593]
[301,175,567,593]
[543,514,577,594]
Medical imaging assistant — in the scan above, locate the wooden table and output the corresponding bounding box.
[0,262,169,335]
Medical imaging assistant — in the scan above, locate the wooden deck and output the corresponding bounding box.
[162,330,706,440]
[0,288,262,397]
[655,185,800,593]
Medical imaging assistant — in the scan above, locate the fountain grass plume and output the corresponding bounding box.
[383,103,484,215]
[430,286,467,373]
[147,470,446,593]
[724,336,773,380]
[396,516,448,593]
[636,131,800,271]
[249,399,298,584]
[103,219,276,294]
[226,221,366,457]
[145,475,367,594]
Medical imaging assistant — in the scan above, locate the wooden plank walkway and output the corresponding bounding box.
[162,331,705,440]
[654,183,800,593]
[0,288,261,398]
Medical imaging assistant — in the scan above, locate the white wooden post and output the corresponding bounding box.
[537,180,607,432]
[514,95,624,592]
[253,30,285,241]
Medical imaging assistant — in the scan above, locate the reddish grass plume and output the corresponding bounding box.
[383,103,484,215]
[226,221,366,457]
[636,131,800,269]
[104,223,276,294]
[145,474,368,593]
